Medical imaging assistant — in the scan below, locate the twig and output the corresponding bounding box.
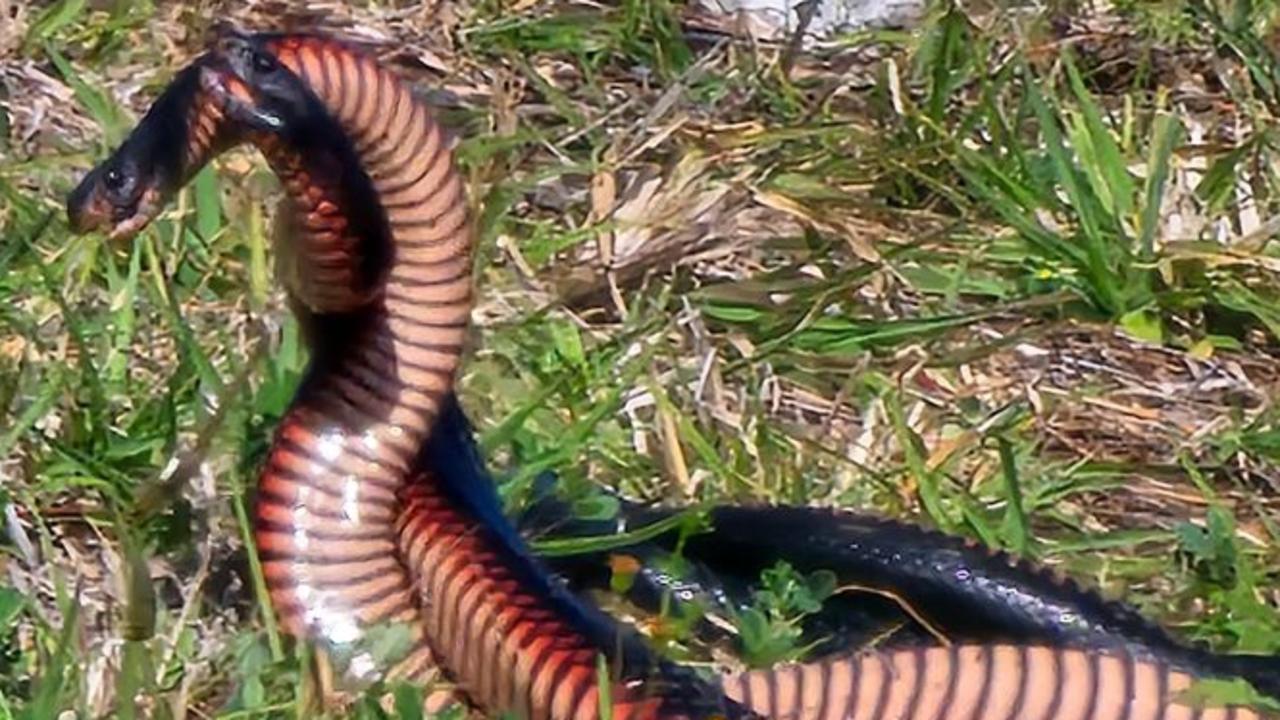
[780,0,821,80]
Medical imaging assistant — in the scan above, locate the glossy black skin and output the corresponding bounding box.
[66,55,219,236]
[707,507,1280,698]
[521,493,1280,700]
[516,482,938,660]
[208,35,303,131]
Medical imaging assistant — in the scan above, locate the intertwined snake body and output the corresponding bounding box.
[64,26,1274,720]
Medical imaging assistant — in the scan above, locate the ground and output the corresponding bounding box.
[0,0,1278,718]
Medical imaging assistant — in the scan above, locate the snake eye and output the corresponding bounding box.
[103,168,124,190]
[252,51,276,74]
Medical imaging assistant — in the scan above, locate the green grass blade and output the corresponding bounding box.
[22,583,81,720]
[141,233,224,396]
[192,166,224,243]
[531,508,707,557]
[1023,65,1122,313]
[104,239,143,388]
[952,150,1087,267]
[997,436,1031,555]
[44,44,127,145]
[232,490,284,662]
[1138,109,1183,260]
[1063,51,1135,221]
[0,367,64,462]
[25,0,87,45]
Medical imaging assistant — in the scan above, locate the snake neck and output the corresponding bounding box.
[245,34,474,661]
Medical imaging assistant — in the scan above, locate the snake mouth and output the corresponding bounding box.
[65,181,165,241]
[197,58,254,110]
[102,186,165,241]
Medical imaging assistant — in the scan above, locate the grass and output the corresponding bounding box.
[1,0,1279,717]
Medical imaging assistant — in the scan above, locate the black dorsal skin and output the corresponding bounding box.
[517,479,934,656]
[66,57,211,234]
[697,507,1280,699]
[517,488,1280,701]
[419,394,763,718]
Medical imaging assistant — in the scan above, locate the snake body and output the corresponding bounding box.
[63,26,1276,720]
[202,29,749,720]
[523,491,1280,700]
[207,31,470,652]
[723,644,1250,720]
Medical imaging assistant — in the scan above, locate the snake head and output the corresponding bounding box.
[66,127,171,240]
[207,24,312,129]
[66,57,217,241]
[195,57,286,134]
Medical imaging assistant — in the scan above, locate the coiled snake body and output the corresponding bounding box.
[65,26,1275,720]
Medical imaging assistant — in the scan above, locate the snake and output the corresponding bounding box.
[519,484,1280,701]
[64,24,1276,720]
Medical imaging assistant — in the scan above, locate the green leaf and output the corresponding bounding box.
[1043,528,1175,553]
[192,165,223,243]
[805,570,838,608]
[392,684,425,720]
[595,653,613,720]
[531,509,708,557]
[362,623,417,669]
[23,587,80,720]
[916,5,973,122]
[479,378,566,455]
[765,173,853,202]
[0,588,25,628]
[734,607,799,668]
[789,312,983,355]
[1175,505,1238,586]
[699,303,766,324]
[549,320,586,369]
[1214,281,1280,342]
[104,239,143,387]
[1118,307,1164,344]
[232,634,272,678]
[1024,64,1121,313]
[571,493,620,521]
[141,235,224,399]
[1194,144,1249,214]
[952,150,1085,267]
[239,675,265,709]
